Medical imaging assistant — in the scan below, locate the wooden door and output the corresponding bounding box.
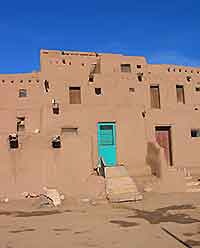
[98,122,116,166]
[155,126,173,165]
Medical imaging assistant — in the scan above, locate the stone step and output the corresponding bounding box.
[105,166,143,202]
[106,177,138,193]
[108,191,143,203]
[105,166,128,178]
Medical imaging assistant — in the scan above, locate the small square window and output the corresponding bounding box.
[186,76,192,82]
[19,89,27,97]
[137,65,142,69]
[129,88,135,93]
[121,64,131,73]
[95,88,102,95]
[195,87,200,92]
[191,129,200,137]
[89,75,94,82]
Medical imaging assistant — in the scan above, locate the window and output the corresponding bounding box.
[99,125,114,145]
[129,88,135,93]
[17,117,25,132]
[19,89,27,97]
[95,88,102,95]
[89,75,94,82]
[137,73,143,82]
[191,129,200,137]
[69,87,81,104]
[44,80,50,93]
[137,65,142,69]
[195,87,200,92]
[150,85,160,109]
[52,99,60,114]
[186,76,192,82]
[62,59,66,64]
[121,64,131,73]
[176,85,185,104]
[61,128,78,135]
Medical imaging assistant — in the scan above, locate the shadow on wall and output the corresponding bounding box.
[146,142,161,177]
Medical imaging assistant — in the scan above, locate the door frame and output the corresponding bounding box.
[97,122,117,166]
[155,125,173,166]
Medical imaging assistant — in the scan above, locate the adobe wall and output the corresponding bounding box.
[0,49,200,197]
[146,64,200,174]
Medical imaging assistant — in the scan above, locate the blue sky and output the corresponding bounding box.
[0,0,199,73]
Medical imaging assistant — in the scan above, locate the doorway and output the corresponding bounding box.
[155,126,173,166]
[97,122,116,166]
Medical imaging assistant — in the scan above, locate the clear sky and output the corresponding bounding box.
[0,0,199,73]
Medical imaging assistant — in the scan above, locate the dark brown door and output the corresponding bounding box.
[155,126,173,165]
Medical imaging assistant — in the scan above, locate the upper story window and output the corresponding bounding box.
[69,87,81,104]
[191,129,200,138]
[121,64,131,73]
[19,89,27,98]
[176,85,185,104]
[17,117,25,132]
[44,80,50,93]
[95,88,102,95]
[150,85,161,109]
[195,86,200,92]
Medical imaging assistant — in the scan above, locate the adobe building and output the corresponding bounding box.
[0,49,200,198]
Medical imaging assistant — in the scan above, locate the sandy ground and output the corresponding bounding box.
[0,192,200,248]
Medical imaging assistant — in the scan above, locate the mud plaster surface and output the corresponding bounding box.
[1,192,200,248]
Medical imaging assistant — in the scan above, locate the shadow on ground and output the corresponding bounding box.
[126,205,199,224]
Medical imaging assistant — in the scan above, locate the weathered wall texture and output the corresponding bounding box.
[0,49,200,197]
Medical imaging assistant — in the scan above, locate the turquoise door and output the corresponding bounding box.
[98,122,116,166]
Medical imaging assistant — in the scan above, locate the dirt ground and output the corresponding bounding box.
[1,192,200,248]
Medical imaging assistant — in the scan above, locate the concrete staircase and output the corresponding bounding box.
[104,166,143,203]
